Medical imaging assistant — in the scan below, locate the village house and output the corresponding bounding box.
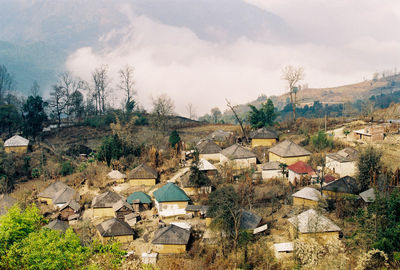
[126,191,152,211]
[287,161,316,185]
[206,129,233,146]
[249,128,278,148]
[322,176,360,198]
[37,181,79,208]
[44,219,70,233]
[198,158,218,177]
[113,200,134,220]
[180,170,212,196]
[240,210,266,232]
[262,161,282,180]
[124,212,140,227]
[326,147,358,177]
[59,200,81,221]
[152,224,191,254]
[128,164,158,186]
[0,194,16,216]
[323,174,337,185]
[288,209,341,242]
[220,144,257,170]
[292,187,324,207]
[359,188,375,203]
[196,139,222,161]
[96,218,135,244]
[92,191,123,217]
[4,135,30,154]
[185,205,209,218]
[107,170,127,184]
[354,125,385,142]
[268,140,311,165]
[153,183,191,217]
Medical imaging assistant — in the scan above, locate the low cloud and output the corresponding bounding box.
[66,2,400,116]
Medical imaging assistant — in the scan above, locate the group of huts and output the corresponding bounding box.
[0,127,376,262]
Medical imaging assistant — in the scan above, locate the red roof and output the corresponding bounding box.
[288,161,315,174]
[324,174,336,184]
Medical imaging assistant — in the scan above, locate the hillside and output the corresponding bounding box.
[219,74,400,121]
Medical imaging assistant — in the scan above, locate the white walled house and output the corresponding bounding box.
[262,161,282,180]
[287,161,316,185]
[326,147,358,177]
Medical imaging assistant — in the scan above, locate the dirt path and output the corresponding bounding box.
[167,167,190,183]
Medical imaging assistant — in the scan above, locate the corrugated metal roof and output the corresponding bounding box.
[288,161,315,174]
[322,176,359,194]
[4,135,29,147]
[274,242,294,252]
[198,159,217,171]
[288,209,341,233]
[127,191,152,204]
[153,183,190,202]
[359,188,375,202]
[292,187,323,201]
[269,140,311,157]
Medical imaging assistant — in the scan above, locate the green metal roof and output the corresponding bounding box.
[153,183,190,202]
[126,191,152,204]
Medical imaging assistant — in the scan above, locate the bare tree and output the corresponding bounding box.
[48,85,68,129]
[186,103,196,120]
[92,65,110,115]
[151,94,175,132]
[226,99,248,143]
[58,72,84,118]
[282,65,305,120]
[0,64,15,101]
[118,65,136,113]
[211,107,222,123]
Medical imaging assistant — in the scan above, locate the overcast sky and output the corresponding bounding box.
[64,0,400,116]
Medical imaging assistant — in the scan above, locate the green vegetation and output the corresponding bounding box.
[169,130,181,147]
[22,95,48,140]
[356,190,400,258]
[60,161,74,176]
[248,98,277,129]
[310,130,334,151]
[357,146,382,191]
[0,204,126,270]
[97,134,141,167]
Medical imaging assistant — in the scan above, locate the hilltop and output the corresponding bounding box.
[217,73,400,121]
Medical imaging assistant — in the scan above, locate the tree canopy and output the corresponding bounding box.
[248,99,277,129]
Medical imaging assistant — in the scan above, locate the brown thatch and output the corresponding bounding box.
[196,139,222,154]
[268,140,311,157]
[152,224,190,245]
[249,128,278,139]
[92,191,123,208]
[44,219,69,233]
[221,144,256,160]
[96,218,135,237]
[129,164,158,179]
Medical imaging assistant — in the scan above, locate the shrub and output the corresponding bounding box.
[169,130,181,147]
[31,168,40,178]
[60,161,74,176]
[310,130,334,151]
